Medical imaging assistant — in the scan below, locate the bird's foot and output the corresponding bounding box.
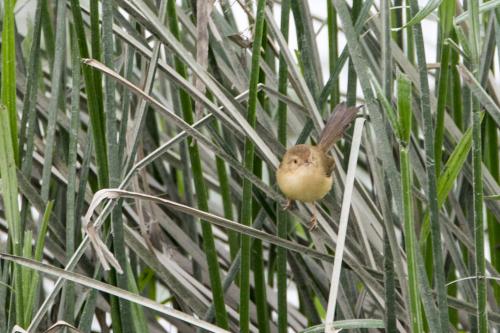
[308,214,318,231]
[282,199,294,210]
[308,203,319,231]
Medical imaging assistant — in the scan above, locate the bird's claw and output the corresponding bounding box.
[282,199,293,210]
[308,214,318,231]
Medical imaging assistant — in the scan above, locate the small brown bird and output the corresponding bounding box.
[276,102,362,229]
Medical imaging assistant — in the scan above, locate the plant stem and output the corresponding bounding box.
[239,0,267,331]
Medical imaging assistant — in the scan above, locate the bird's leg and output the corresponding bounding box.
[282,198,293,210]
[308,203,318,231]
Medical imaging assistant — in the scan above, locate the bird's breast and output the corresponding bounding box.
[276,165,333,202]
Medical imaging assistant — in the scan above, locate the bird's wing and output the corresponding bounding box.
[323,154,335,176]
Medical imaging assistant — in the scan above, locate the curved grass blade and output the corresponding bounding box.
[82,59,280,201]
[0,254,230,333]
[84,189,336,264]
[396,0,443,30]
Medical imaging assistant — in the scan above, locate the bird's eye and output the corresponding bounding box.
[293,159,297,164]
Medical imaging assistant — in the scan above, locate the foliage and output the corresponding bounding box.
[0,1,499,332]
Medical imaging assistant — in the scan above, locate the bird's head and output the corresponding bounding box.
[279,144,313,172]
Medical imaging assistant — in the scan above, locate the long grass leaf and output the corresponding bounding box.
[0,254,230,333]
[240,3,270,331]
[166,0,229,328]
[69,0,109,186]
[40,0,66,202]
[434,0,455,174]
[23,201,53,324]
[468,0,488,330]
[84,189,338,264]
[1,0,18,162]
[398,76,423,333]
[409,0,449,327]
[102,1,134,331]
[0,102,23,326]
[277,1,291,332]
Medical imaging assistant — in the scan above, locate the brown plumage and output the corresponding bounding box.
[318,102,362,152]
[276,102,362,229]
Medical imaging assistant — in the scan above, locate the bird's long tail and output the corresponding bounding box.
[318,102,362,152]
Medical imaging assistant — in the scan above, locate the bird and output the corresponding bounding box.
[276,102,362,230]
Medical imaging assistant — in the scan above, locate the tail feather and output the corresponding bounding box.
[318,102,362,152]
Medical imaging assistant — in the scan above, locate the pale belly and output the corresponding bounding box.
[277,166,333,202]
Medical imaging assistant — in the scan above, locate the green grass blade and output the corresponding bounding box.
[61,28,81,325]
[1,0,18,163]
[239,1,267,331]
[291,1,321,98]
[125,262,149,333]
[485,116,500,304]
[214,128,237,260]
[400,148,423,332]
[40,0,55,68]
[468,0,488,330]
[24,201,53,324]
[102,1,134,331]
[381,2,397,331]
[19,0,43,234]
[399,0,443,30]
[20,230,32,323]
[434,0,455,174]
[345,0,361,109]
[277,1,290,332]
[473,110,488,332]
[327,0,340,108]
[89,0,103,122]
[409,0,449,328]
[0,102,23,327]
[40,0,66,202]
[166,0,229,328]
[397,74,421,331]
[19,0,42,168]
[69,0,109,187]
[252,239,270,333]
